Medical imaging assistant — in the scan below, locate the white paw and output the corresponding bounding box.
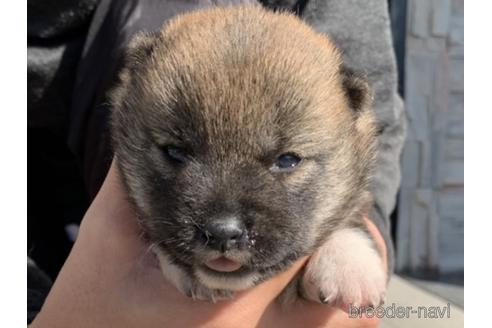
[301,228,387,307]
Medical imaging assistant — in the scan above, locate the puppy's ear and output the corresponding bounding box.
[340,67,377,155]
[124,31,160,71]
[340,67,373,114]
[110,32,160,129]
[111,32,160,105]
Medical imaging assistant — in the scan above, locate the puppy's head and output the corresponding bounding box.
[111,5,376,290]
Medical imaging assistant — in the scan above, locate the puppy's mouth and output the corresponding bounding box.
[196,249,255,279]
[204,256,243,273]
[196,253,258,291]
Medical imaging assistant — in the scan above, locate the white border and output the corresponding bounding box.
[464,1,491,327]
[0,1,479,327]
[0,1,27,326]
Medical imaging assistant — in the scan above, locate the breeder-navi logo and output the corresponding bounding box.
[348,303,451,319]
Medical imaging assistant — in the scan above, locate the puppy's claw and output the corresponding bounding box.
[318,291,339,305]
[379,293,386,306]
[319,291,329,304]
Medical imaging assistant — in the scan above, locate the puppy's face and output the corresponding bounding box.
[111,6,376,290]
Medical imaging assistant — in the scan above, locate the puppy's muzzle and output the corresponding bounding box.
[199,218,248,252]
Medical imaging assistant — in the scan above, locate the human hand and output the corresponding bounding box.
[31,160,385,328]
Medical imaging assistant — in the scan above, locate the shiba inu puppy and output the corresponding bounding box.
[110,5,386,307]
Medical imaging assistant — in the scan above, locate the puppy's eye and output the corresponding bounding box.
[163,145,187,164]
[271,153,302,172]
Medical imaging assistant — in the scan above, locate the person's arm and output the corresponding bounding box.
[30,161,383,328]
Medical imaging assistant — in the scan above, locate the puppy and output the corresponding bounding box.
[110,5,386,307]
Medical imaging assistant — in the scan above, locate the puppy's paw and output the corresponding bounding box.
[301,228,387,308]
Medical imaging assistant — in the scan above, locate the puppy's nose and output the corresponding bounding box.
[203,218,247,252]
